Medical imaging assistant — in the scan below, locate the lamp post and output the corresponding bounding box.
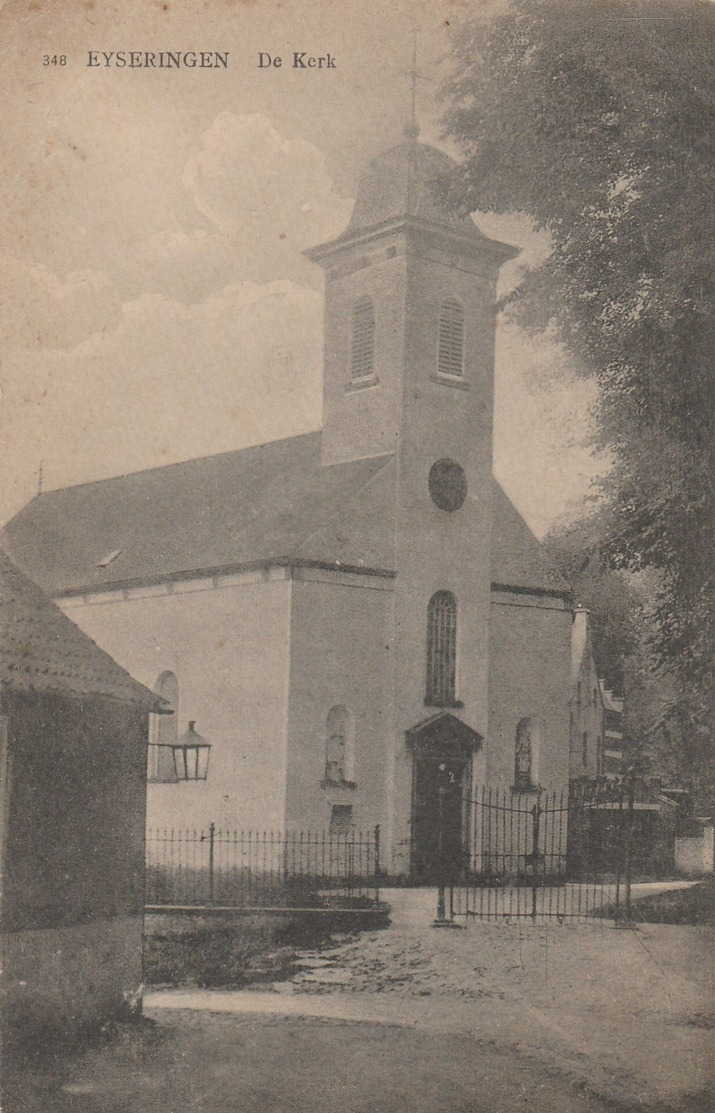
[432,761,463,929]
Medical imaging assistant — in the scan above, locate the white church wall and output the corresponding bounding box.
[60,573,292,832]
[284,570,393,839]
[487,593,572,789]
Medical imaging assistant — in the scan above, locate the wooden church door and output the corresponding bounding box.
[411,755,467,882]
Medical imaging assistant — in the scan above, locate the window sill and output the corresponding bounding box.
[430,374,470,392]
[346,376,379,394]
[424,699,464,710]
[321,778,357,790]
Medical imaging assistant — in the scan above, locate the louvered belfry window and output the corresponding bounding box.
[351,296,375,380]
[437,299,465,377]
[426,591,458,706]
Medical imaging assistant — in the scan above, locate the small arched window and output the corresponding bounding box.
[514,717,534,792]
[437,299,465,378]
[351,296,375,380]
[426,591,457,706]
[148,670,179,783]
[324,706,355,785]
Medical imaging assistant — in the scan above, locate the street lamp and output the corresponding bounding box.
[172,721,211,781]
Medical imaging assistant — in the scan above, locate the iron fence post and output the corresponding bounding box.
[531,797,541,921]
[435,785,447,923]
[208,821,215,906]
[374,824,381,904]
[624,773,636,924]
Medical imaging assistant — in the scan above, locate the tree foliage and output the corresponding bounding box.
[543,513,641,695]
[442,0,714,794]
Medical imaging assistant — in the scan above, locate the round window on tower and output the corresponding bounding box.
[429,459,467,512]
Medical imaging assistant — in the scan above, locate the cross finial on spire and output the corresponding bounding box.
[400,27,430,141]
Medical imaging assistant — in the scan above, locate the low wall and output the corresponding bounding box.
[675,826,714,877]
[2,914,143,1044]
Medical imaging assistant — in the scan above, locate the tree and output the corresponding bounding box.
[544,513,695,789]
[442,0,714,803]
[543,513,641,696]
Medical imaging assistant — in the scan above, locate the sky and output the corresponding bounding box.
[0,0,604,536]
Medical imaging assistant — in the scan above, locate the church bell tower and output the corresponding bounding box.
[306,124,517,473]
[307,124,519,873]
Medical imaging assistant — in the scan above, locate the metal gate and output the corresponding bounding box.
[434,779,651,924]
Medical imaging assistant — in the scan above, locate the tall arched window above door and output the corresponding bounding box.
[350,296,375,381]
[148,670,179,783]
[324,706,355,785]
[437,299,465,378]
[426,591,458,706]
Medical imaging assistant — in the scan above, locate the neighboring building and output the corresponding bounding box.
[0,550,161,1043]
[569,607,605,780]
[4,127,586,877]
[599,682,625,777]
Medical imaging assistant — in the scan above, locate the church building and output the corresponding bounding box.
[3,126,590,876]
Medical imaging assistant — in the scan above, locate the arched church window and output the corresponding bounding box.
[351,296,375,380]
[437,299,465,378]
[148,670,179,783]
[514,718,536,792]
[324,705,355,785]
[426,591,457,706]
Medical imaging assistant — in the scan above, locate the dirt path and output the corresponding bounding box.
[147,889,713,1111]
[7,892,712,1112]
[8,1010,619,1113]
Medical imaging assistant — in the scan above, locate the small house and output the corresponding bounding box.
[0,550,162,1044]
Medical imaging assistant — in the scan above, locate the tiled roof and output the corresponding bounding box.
[1,432,570,599]
[0,548,162,708]
[2,434,396,596]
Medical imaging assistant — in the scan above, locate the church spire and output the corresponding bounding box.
[402,28,422,142]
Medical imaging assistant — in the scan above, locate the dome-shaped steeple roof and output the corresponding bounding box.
[344,137,480,239]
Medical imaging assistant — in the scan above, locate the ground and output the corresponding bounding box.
[5,890,713,1113]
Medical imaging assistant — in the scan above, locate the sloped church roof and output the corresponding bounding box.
[2,433,569,599]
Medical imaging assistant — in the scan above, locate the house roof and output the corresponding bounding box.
[0,548,162,709]
[1,431,570,599]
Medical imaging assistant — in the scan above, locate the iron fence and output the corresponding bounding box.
[435,778,667,923]
[145,824,381,910]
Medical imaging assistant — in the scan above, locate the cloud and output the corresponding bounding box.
[179,113,353,286]
[0,257,122,350]
[1,280,323,524]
